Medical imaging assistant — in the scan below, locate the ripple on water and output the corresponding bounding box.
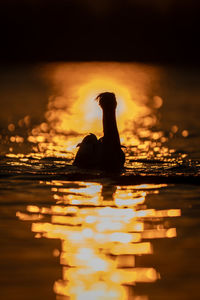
[15,180,181,300]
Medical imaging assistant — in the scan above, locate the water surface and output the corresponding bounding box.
[0,62,200,300]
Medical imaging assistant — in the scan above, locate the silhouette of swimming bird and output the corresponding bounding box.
[73,92,125,170]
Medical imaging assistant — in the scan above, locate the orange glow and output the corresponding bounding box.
[45,62,157,133]
[17,181,181,300]
[142,228,177,239]
[27,205,40,213]
[109,242,153,255]
[182,130,189,137]
[6,62,182,166]
[54,278,128,300]
[8,123,15,132]
[167,209,181,217]
[129,184,167,190]
[25,62,164,157]
[153,96,163,108]
[16,211,43,221]
[109,268,158,284]
[65,77,141,135]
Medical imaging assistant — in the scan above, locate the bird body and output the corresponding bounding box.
[73,92,125,171]
[73,133,102,169]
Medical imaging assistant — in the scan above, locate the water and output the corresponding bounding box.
[0,62,200,300]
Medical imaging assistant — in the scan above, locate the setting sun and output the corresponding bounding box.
[25,62,164,157]
[43,62,158,136]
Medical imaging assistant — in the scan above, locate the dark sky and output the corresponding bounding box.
[0,0,200,64]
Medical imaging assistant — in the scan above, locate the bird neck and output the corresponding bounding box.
[102,108,121,145]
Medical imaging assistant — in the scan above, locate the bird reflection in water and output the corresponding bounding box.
[16,181,181,300]
[73,92,125,170]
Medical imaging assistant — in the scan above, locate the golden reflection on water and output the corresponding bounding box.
[17,181,181,300]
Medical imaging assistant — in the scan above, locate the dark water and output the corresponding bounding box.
[0,63,200,300]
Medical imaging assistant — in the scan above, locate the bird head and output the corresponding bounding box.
[96,92,117,110]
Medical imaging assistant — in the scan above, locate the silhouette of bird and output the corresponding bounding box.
[73,92,125,170]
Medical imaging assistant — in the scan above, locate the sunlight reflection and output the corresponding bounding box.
[17,181,181,300]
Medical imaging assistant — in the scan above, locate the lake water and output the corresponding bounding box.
[0,62,200,300]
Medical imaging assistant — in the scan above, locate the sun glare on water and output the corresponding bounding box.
[16,181,181,300]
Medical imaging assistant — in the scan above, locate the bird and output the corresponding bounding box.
[73,92,125,171]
